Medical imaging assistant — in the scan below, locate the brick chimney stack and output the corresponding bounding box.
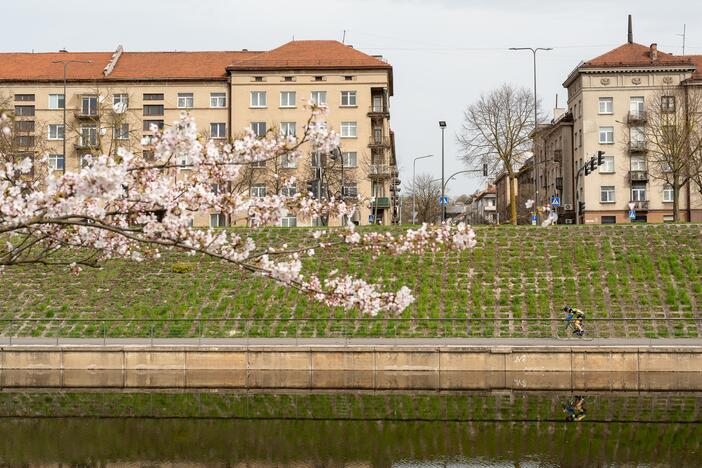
[650,43,658,61]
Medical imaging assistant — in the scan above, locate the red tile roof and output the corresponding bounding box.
[227,40,391,71]
[688,55,702,80]
[582,43,692,68]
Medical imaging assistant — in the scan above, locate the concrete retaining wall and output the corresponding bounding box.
[1,345,701,390]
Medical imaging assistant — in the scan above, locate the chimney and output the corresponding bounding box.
[650,43,658,61]
[627,15,633,44]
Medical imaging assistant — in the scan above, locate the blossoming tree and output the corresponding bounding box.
[0,106,476,316]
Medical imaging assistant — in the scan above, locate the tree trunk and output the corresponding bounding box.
[673,177,680,223]
[509,176,517,225]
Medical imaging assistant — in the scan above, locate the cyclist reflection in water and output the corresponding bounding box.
[563,396,586,422]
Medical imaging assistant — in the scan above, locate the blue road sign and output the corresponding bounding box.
[368,214,375,223]
[551,196,561,207]
[439,196,449,206]
[531,214,537,226]
[628,210,636,219]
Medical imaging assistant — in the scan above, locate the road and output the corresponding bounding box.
[2,337,702,347]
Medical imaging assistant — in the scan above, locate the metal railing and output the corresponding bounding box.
[0,316,700,344]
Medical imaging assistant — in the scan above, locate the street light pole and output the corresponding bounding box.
[438,121,447,222]
[509,47,551,224]
[51,59,93,168]
[412,154,434,224]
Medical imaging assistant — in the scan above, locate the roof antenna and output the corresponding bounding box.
[342,30,347,44]
[676,24,686,55]
[627,14,633,44]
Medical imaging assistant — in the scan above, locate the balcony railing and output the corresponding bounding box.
[629,200,649,210]
[368,136,391,148]
[629,141,647,153]
[628,111,647,123]
[367,105,389,118]
[371,197,391,208]
[555,177,563,191]
[368,164,392,178]
[74,140,99,149]
[74,109,100,119]
[628,170,649,182]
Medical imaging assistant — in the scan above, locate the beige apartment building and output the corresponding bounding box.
[563,30,702,224]
[0,40,397,227]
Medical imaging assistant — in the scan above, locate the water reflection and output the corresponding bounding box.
[563,395,586,422]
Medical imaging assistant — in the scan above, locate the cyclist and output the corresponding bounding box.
[562,306,585,336]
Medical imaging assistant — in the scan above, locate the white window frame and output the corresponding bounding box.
[630,96,645,115]
[210,122,226,139]
[598,97,613,114]
[48,124,64,141]
[280,153,297,169]
[663,185,674,203]
[342,182,358,198]
[630,155,647,171]
[48,94,65,110]
[631,184,647,202]
[209,213,226,228]
[80,125,98,146]
[113,93,128,107]
[210,92,226,108]
[342,151,357,168]
[600,186,615,203]
[340,91,357,107]
[280,122,296,138]
[599,126,614,144]
[250,184,267,198]
[251,122,267,138]
[599,155,614,173]
[81,95,98,115]
[177,93,194,109]
[281,216,297,227]
[48,154,65,171]
[340,122,357,138]
[113,123,129,140]
[281,182,298,197]
[310,91,327,106]
[280,91,296,108]
[250,91,267,108]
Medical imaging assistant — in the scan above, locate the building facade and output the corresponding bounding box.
[563,33,702,224]
[0,40,397,227]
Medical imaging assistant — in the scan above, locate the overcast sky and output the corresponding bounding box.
[4,0,701,196]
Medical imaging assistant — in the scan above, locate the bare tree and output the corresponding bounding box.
[406,173,442,224]
[1,94,50,186]
[644,87,702,221]
[457,84,536,224]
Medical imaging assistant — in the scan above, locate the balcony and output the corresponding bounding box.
[553,149,562,162]
[368,135,391,148]
[628,170,649,182]
[629,141,648,153]
[371,197,391,208]
[628,111,647,124]
[74,109,100,120]
[555,177,563,191]
[74,140,99,150]
[367,105,389,118]
[368,164,392,178]
[630,200,649,210]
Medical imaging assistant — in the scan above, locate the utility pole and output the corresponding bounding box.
[51,59,93,167]
[438,121,447,222]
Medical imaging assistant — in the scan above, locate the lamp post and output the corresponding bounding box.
[51,59,93,167]
[508,47,551,224]
[329,147,345,225]
[438,121,447,222]
[412,154,434,224]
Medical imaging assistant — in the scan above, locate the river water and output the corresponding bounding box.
[0,390,700,467]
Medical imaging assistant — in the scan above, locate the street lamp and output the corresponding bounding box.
[51,59,93,167]
[412,154,434,224]
[329,147,345,225]
[438,121,447,222]
[509,47,552,224]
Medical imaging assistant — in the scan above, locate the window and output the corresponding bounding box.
[250,184,266,197]
[251,122,266,137]
[630,126,645,144]
[283,76,294,82]
[660,161,673,173]
[143,105,164,116]
[599,155,614,173]
[281,216,297,227]
[143,93,164,101]
[280,91,296,108]
[280,122,296,137]
[573,104,577,120]
[578,100,582,118]
[48,124,64,140]
[340,122,357,138]
[599,97,613,114]
[14,135,34,147]
[79,125,97,147]
[81,96,98,116]
[15,120,34,132]
[314,76,324,81]
[143,120,164,131]
[14,94,34,102]
[311,152,321,167]
[578,130,583,147]
[210,213,226,228]
[14,105,35,116]
[341,91,357,107]
[177,93,193,109]
[600,186,615,203]
[631,155,646,171]
[599,126,614,144]
[601,216,617,224]
[630,96,644,117]
[48,154,65,171]
[342,151,357,168]
[280,153,297,169]
[344,75,354,81]
[342,182,358,198]
[250,91,267,108]
[310,91,327,105]
[253,76,264,82]
[661,96,676,112]
[210,123,226,139]
[663,215,675,223]
[143,150,155,160]
[48,94,65,109]
[663,185,674,203]
[112,93,128,107]
[210,92,226,108]
[281,182,297,197]
[631,182,646,201]
[114,123,129,140]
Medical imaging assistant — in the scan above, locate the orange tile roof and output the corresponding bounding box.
[582,43,692,68]
[227,40,391,71]
[688,55,702,80]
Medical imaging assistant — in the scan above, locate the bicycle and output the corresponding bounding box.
[555,319,593,341]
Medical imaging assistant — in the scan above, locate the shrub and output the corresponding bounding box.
[171,262,195,274]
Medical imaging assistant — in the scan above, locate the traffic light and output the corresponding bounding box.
[589,157,597,173]
[584,162,590,176]
[597,150,605,166]
[482,163,488,177]
[306,180,318,198]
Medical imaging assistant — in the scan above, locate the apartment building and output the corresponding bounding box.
[563,25,702,224]
[493,170,514,224]
[467,185,497,224]
[0,40,397,227]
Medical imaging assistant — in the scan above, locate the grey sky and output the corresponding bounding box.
[4,0,701,197]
